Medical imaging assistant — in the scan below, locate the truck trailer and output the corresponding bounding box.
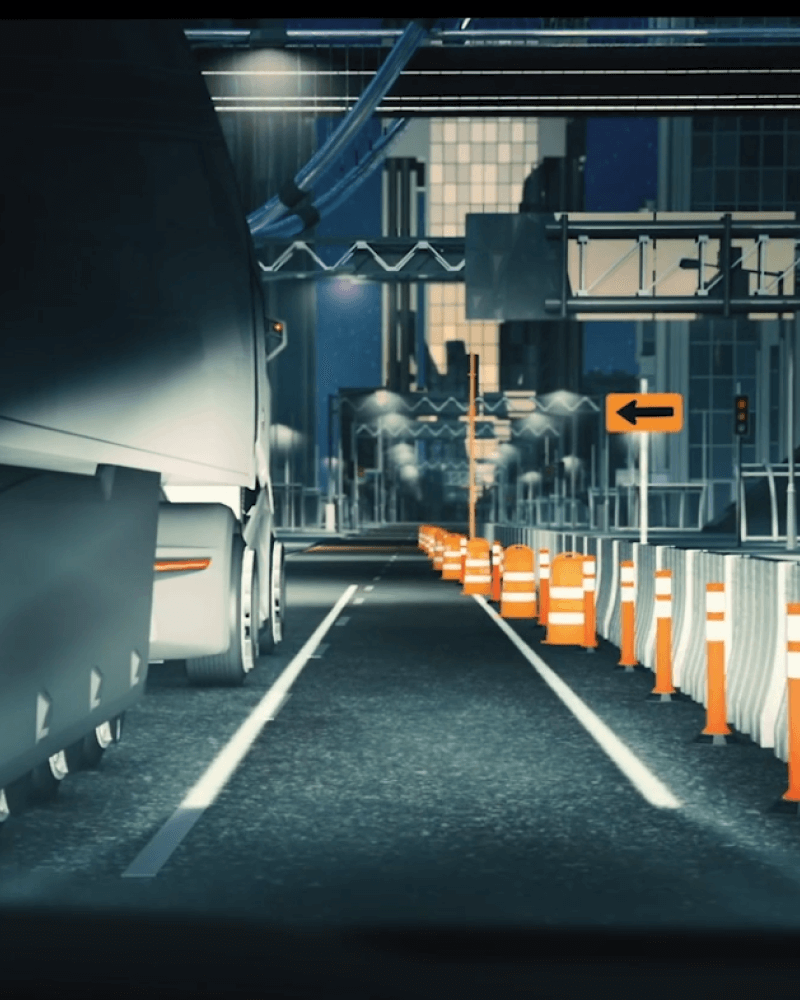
[0,20,286,821]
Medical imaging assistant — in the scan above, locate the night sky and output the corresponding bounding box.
[296,19,660,483]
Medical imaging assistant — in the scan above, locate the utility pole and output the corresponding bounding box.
[787,315,796,551]
[469,352,477,539]
[640,376,649,545]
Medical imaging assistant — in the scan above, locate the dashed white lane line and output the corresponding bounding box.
[364,586,374,592]
[474,596,681,812]
[122,584,358,878]
[354,597,365,604]
[373,576,381,582]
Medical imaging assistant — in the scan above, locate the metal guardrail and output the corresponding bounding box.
[274,484,323,530]
[741,463,792,542]
[484,521,800,765]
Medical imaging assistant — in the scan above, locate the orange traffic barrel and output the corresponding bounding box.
[420,525,434,554]
[500,545,537,618]
[433,529,446,571]
[463,538,492,596]
[442,533,462,581]
[542,552,585,646]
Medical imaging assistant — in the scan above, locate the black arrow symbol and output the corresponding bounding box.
[617,400,674,426]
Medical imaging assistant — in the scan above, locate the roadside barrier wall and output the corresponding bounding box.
[481,522,800,766]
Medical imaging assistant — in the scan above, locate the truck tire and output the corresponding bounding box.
[185,536,258,686]
[259,539,285,654]
[28,751,69,804]
[64,713,125,772]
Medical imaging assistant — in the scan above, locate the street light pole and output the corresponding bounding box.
[640,376,649,545]
[351,419,359,533]
[787,315,796,550]
[469,352,477,539]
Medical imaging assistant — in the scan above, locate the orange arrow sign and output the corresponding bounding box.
[606,393,684,433]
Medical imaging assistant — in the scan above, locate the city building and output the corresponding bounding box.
[647,15,800,524]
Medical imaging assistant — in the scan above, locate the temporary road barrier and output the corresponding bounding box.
[543,552,585,647]
[491,541,503,603]
[433,529,446,572]
[419,525,431,553]
[772,603,800,814]
[442,533,462,581]
[500,545,537,619]
[648,569,678,701]
[463,538,492,596]
[696,582,738,745]
[539,549,550,626]
[617,560,638,670]
[583,555,598,652]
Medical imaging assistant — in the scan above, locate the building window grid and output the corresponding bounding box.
[688,321,760,482]
[427,117,539,392]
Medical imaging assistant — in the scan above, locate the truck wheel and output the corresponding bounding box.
[64,713,124,771]
[185,536,258,686]
[260,539,285,654]
[28,750,69,804]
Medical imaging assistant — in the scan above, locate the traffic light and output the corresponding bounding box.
[734,395,749,436]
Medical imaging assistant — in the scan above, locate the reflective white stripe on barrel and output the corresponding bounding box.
[502,592,536,602]
[550,586,584,600]
[466,559,491,567]
[548,612,584,625]
[583,578,595,592]
[503,571,535,582]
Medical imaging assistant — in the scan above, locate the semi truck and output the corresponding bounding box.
[0,20,287,821]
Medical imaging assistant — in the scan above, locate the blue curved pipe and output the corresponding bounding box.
[252,119,409,243]
[247,20,430,234]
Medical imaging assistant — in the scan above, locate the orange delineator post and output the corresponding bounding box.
[538,549,550,626]
[583,555,598,652]
[500,545,537,619]
[648,569,677,700]
[491,542,503,603]
[459,535,468,584]
[463,537,492,596]
[617,560,638,670]
[542,552,584,646]
[696,582,735,744]
[774,603,800,812]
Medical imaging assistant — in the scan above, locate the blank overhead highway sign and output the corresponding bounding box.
[606,393,684,433]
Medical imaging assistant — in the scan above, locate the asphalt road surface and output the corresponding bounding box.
[2,525,800,937]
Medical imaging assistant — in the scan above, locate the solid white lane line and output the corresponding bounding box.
[122,584,358,878]
[474,596,681,811]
